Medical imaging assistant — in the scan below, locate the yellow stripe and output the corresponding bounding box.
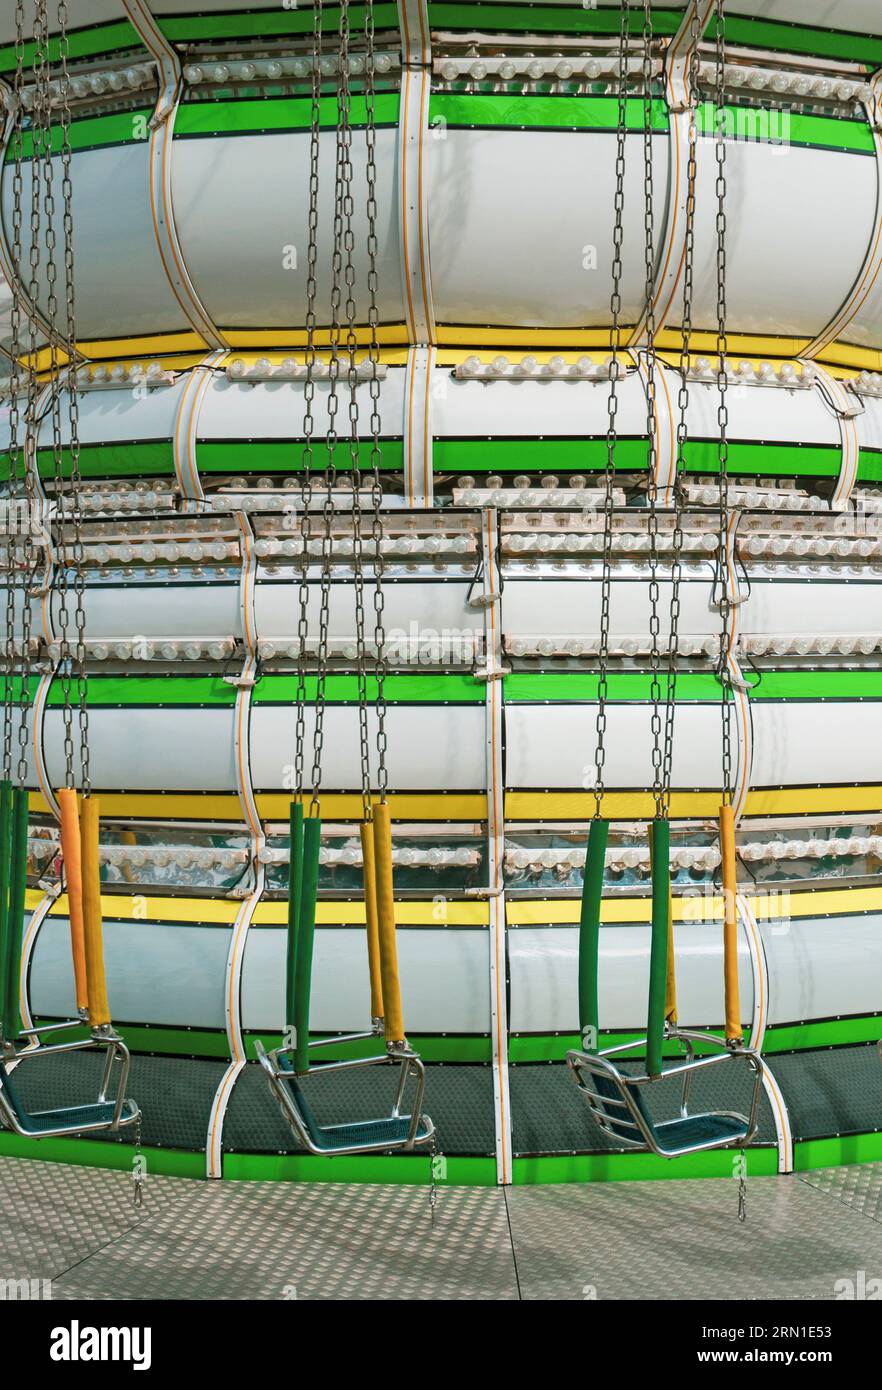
[39,891,488,927]
[30,883,878,929]
[28,791,487,822]
[508,884,882,926]
[506,787,882,819]
[22,332,880,378]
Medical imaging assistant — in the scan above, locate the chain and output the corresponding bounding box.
[57,0,90,794]
[714,0,732,804]
[641,0,664,820]
[131,1109,144,1209]
[3,1,28,785]
[336,0,373,822]
[294,0,323,803]
[661,1,702,818]
[310,1,347,812]
[594,0,629,819]
[363,0,388,803]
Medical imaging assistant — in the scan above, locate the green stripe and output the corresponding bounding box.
[2,438,865,485]
[513,1147,779,1183]
[198,439,404,474]
[245,1032,490,1064]
[431,93,669,133]
[0,1132,205,1177]
[43,673,483,708]
[159,4,400,43]
[431,93,872,153]
[434,439,847,480]
[511,1015,882,1063]
[9,109,152,160]
[29,670,882,709]
[0,21,141,74]
[222,1153,496,1184]
[175,92,400,140]
[505,670,882,702]
[793,1133,882,1171]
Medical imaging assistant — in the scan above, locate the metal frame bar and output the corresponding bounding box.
[0,1032,138,1138]
[566,1027,765,1159]
[255,1040,434,1156]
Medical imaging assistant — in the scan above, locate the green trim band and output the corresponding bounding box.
[505,670,882,702]
[39,672,484,708]
[429,94,873,154]
[175,92,400,140]
[510,1014,882,1064]
[0,20,142,75]
[512,1146,780,1184]
[4,439,876,486]
[160,4,400,45]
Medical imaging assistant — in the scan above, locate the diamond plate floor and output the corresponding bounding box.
[2,1156,882,1300]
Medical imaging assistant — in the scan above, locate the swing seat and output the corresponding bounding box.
[567,1030,764,1159]
[0,1036,139,1140]
[257,1042,434,1157]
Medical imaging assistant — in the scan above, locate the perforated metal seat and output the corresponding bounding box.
[0,1061,139,1138]
[275,1052,432,1154]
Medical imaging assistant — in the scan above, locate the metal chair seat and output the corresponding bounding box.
[0,1061,139,1138]
[567,1028,764,1159]
[258,1041,434,1157]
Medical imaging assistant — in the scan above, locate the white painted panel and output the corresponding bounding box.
[255,578,480,640]
[505,702,729,789]
[429,128,668,328]
[685,138,875,341]
[508,921,754,1033]
[250,704,485,790]
[762,912,882,1026]
[198,371,406,441]
[35,380,186,450]
[502,576,716,636]
[436,370,648,439]
[751,700,882,786]
[79,582,241,638]
[172,132,404,331]
[30,916,231,1029]
[2,147,188,340]
[242,926,490,1033]
[41,708,238,791]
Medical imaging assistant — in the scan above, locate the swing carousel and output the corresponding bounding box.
[1,0,881,1192]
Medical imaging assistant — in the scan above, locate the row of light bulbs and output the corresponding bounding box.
[699,63,871,105]
[505,834,882,874]
[13,64,155,107]
[184,53,398,85]
[504,532,720,555]
[740,535,882,560]
[46,638,236,663]
[845,372,882,399]
[75,363,175,391]
[29,840,248,871]
[683,484,826,513]
[259,844,478,868]
[252,535,475,558]
[82,540,238,567]
[457,354,621,381]
[227,358,386,383]
[436,55,661,84]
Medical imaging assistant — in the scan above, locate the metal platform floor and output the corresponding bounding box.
[2,1155,882,1300]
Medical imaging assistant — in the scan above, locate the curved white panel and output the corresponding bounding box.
[508,922,755,1033]
[761,913,882,1026]
[31,916,231,1029]
[242,925,490,1034]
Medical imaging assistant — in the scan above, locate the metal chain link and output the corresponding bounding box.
[294,0,323,803]
[714,0,733,804]
[363,0,388,803]
[57,0,90,794]
[310,1,347,812]
[594,0,629,819]
[335,0,373,822]
[641,0,664,820]
[2,0,29,785]
[660,0,702,818]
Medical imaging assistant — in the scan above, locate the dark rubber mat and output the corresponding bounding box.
[770,1044,882,1142]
